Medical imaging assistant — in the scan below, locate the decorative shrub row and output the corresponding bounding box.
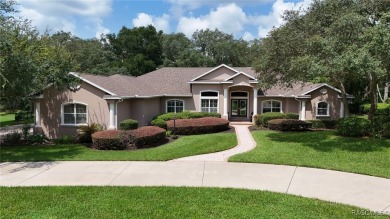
[92,130,132,150]
[92,126,166,150]
[254,112,299,127]
[167,117,229,135]
[151,111,221,128]
[308,120,338,129]
[268,119,311,131]
[120,119,139,130]
[131,126,166,148]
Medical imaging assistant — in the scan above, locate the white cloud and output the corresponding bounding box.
[17,0,113,38]
[132,13,171,33]
[95,21,110,39]
[177,3,247,37]
[252,0,312,38]
[242,32,255,41]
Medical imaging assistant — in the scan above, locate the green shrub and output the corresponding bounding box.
[336,117,369,137]
[22,124,31,139]
[54,135,76,144]
[155,111,221,121]
[268,119,311,131]
[15,111,32,121]
[309,120,338,129]
[368,115,390,138]
[382,122,390,138]
[119,119,138,130]
[167,117,229,135]
[27,134,47,144]
[285,113,299,119]
[131,126,166,148]
[92,130,133,150]
[1,132,22,146]
[257,112,286,127]
[151,118,167,129]
[77,123,102,143]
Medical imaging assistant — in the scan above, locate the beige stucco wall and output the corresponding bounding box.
[197,66,236,80]
[117,100,132,127]
[37,83,110,139]
[306,88,341,120]
[125,98,161,127]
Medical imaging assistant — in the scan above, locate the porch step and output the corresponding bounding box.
[229,121,253,125]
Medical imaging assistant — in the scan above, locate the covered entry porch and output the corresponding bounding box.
[222,85,258,121]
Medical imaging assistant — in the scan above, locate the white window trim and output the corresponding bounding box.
[261,100,283,113]
[61,102,88,126]
[316,101,330,117]
[200,90,219,113]
[166,99,185,113]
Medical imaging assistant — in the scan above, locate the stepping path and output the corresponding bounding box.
[172,124,255,162]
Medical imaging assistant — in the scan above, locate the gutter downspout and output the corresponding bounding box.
[115,99,123,129]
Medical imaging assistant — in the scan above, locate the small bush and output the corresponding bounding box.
[336,117,369,137]
[285,113,299,119]
[119,119,138,130]
[151,118,167,129]
[268,119,311,131]
[77,123,102,143]
[92,130,133,150]
[130,126,166,148]
[54,135,76,144]
[368,115,390,138]
[1,132,22,146]
[382,122,390,138]
[27,134,47,144]
[256,112,286,127]
[309,120,338,129]
[15,111,32,121]
[167,117,229,135]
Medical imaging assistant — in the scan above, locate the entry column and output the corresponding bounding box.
[253,88,258,116]
[223,88,228,118]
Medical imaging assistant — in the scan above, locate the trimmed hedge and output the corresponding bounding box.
[255,112,286,127]
[150,118,167,129]
[131,126,166,148]
[92,130,132,150]
[120,119,138,130]
[268,119,311,131]
[285,113,299,119]
[336,117,369,137]
[309,120,338,129]
[151,111,221,129]
[167,117,229,135]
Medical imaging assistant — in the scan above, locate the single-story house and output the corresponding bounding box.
[33,64,352,139]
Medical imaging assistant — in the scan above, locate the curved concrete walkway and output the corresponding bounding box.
[1,161,389,213]
[172,124,255,162]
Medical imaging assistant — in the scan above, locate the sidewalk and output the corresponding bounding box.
[1,161,389,213]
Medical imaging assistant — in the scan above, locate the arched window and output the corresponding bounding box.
[261,100,282,113]
[317,101,329,116]
[62,103,88,125]
[166,99,184,113]
[200,91,218,113]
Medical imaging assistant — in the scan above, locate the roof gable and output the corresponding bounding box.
[190,64,238,81]
[301,83,341,95]
[224,71,256,81]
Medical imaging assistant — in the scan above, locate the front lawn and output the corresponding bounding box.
[229,131,390,178]
[0,112,18,127]
[0,133,236,161]
[0,187,376,219]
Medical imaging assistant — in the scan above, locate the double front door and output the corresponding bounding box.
[231,99,247,117]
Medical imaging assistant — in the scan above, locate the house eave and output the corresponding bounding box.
[69,72,117,96]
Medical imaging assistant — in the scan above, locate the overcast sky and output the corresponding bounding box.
[16,0,312,40]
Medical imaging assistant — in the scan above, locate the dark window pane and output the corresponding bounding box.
[167,106,175,113]
[201,91,218,97]
[263,108,271,113]
[64,114,75,124]
[318,102,328,108]
[76,114,87,124]
[176,107,184,113]
[76,104,86,113]
[272,101,281,108]
[231,92,248,97]
[64,104,74,113]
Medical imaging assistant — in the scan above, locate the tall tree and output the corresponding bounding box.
[0,1,77,110]
[105,25,163,76]
[254,0,390,119]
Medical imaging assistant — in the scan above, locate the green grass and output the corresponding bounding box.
[230,131,390,178]
[0,133,236,161]
[0,112,18,127]
[0,187,380,219]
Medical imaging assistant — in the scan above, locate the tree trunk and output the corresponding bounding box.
[384,80,389,102]
[337,79,349,118]
[367,72,377,120]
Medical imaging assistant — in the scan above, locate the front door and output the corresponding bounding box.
[231,99,247,117]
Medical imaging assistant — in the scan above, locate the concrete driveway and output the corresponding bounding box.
[1,161,389,214]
